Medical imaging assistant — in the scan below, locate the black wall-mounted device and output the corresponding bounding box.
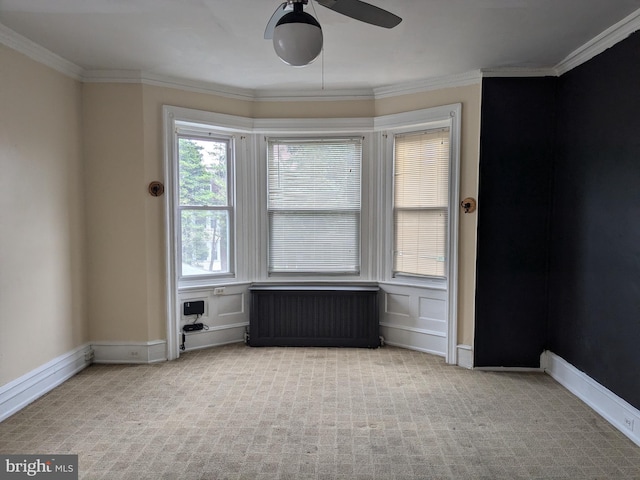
[183,300,205,316]
[183,323,204,332]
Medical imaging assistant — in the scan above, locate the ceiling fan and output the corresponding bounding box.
[264,0,402,67]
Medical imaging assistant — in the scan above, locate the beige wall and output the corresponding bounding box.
[0,45,87,384]
[83,83,150,342]
[251,98,375,118]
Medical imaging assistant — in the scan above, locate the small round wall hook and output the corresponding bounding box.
[148,181,165,197]
[460,197,477,214]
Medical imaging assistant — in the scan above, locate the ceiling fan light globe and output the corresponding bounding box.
[273,15,323,66]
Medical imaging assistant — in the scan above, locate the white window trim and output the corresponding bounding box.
[255,132,374,282]
[175,131,236,283]
[163,106,254,360]
[162,105,460,364]
[375,104,461,364]
[264,135,364,276]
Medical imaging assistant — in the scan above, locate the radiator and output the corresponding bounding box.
[248,285,380,348]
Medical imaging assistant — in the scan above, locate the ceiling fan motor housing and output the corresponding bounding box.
[273,7,323,66]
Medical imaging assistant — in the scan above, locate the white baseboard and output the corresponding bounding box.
[383,339,446,358]
[456,344,473,369]
[542,350,640,447]
[379,324,446,358]
[0,343,93,422]
[475,366,544,372]
[92,340,167,364]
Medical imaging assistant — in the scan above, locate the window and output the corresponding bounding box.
[178,135,234,278]
[267,137,362,274]
[164,105,460,363]
[393,128,450,277]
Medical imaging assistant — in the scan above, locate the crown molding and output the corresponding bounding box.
[83,71,481,102]
[555,7,640,76]
[373,70,482,99]
[482,7,640,80]
[0,22,83,80]
[82,69,256,101]
[83,69,374,102]
[481,67,558,78]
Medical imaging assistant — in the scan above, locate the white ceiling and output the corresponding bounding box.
[1,0,640,94]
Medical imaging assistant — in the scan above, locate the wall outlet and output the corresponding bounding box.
[623,410,635,432]
[129,351,139,357]
[214,287,225,295]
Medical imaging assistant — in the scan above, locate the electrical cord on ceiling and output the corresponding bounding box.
[322,43,325,90]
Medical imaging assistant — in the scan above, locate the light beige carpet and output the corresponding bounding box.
[1,343,639,479]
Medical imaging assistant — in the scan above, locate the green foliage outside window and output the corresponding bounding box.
[179,138,230,275]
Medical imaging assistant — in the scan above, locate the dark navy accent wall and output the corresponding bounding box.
[474,77,557,367]
[474,31,640,408]
[548,31,640,409]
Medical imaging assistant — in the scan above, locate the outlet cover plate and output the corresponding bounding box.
[623,410,635,432]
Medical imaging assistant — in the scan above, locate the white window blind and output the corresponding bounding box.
[267,138,362,274]
[393,128,450,277]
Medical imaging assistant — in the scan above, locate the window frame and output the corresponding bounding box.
[176,132,235,281]
[167,117,248,290]
[265,135,364,276]
[392,126,451,280]
[377,104,461,290]
[255,130,373,282]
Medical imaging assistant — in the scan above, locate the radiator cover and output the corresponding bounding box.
[249,285,380,348]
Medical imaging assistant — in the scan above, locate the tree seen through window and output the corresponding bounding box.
[178,137,231,276]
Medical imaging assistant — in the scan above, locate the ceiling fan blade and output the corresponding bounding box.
[264,2,289,39]
[317,0,401,28]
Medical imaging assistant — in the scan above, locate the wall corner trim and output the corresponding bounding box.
[542,350,640,447]
[0,343,92,422]
[91,340,167,364]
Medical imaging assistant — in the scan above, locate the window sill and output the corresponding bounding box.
[178,279,251,293]
[178,278,446,294]
[380,276,447,291]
